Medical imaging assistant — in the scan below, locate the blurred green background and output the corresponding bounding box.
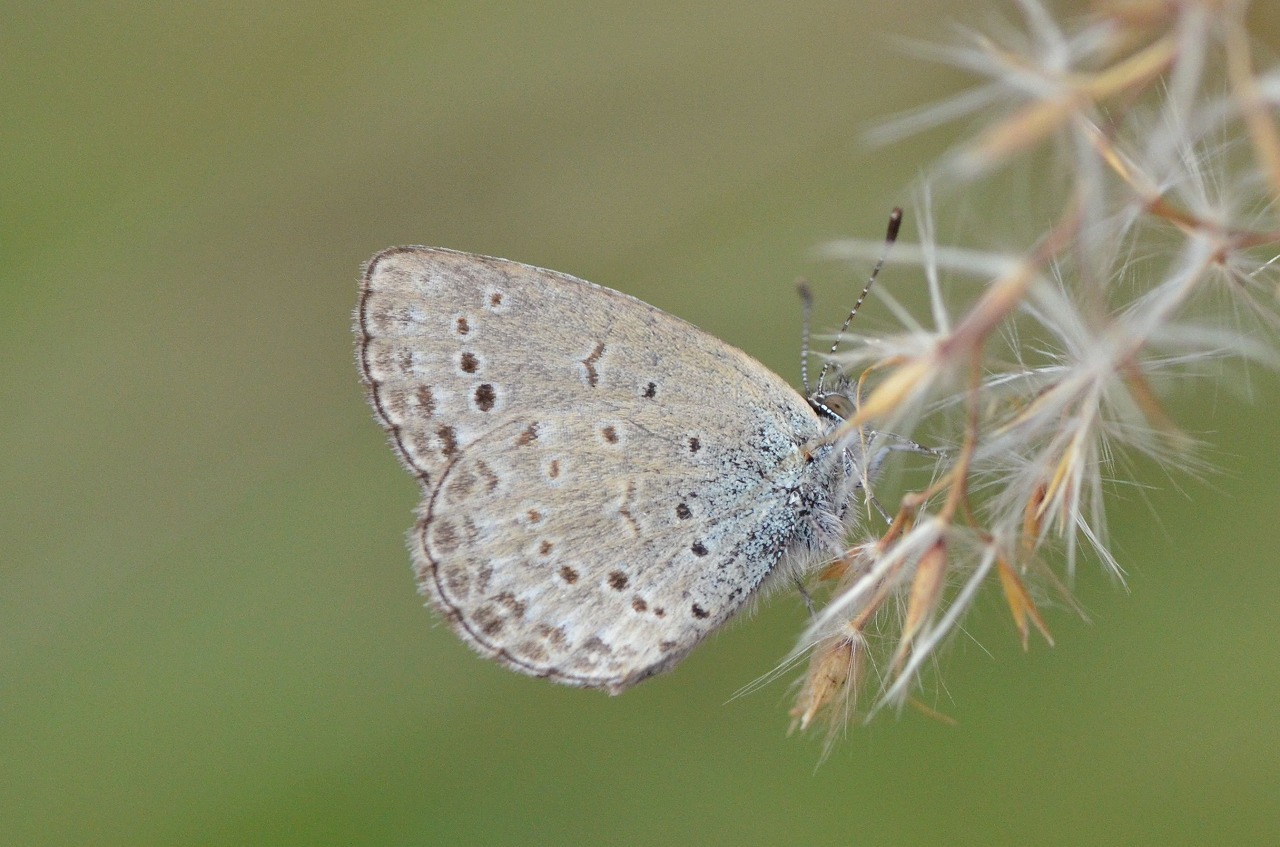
[5,2,1280,845]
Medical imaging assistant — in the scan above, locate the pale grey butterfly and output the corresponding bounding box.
[355,211,902,694]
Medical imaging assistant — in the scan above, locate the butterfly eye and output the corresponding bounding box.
[811,392,854,420]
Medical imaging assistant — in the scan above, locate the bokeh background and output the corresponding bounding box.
[6,2,1280,845]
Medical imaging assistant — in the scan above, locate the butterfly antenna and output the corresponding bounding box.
[816,207,904,392]
[796,278,814,395]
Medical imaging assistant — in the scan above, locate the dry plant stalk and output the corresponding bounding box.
[790,0,1280,745]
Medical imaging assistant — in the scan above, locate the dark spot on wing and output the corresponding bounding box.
[437,425,458,457]
[516,641,548,662]
[474,383,496,411]
[535,623,568,647]
[581,636,611,656]
[430,519,458,553]
[414,386,435,417]
[475,460,499,492]
[581,342,605,387]
[494,592,526,617]
[473,606,503,635]
[608,571,628,590]
[675,502,692,520]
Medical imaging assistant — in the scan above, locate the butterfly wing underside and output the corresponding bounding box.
[357,246,825,692]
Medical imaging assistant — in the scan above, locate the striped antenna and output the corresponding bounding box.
[816,207,903,392]
[796,278,814,395]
